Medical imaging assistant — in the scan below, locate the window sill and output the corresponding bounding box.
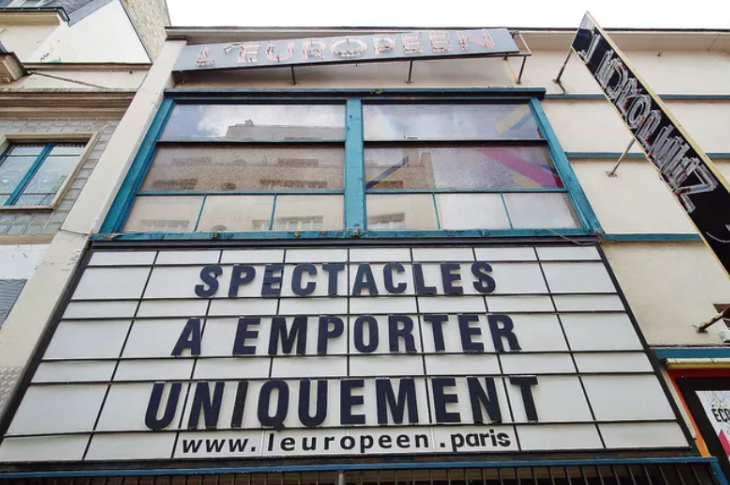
[0,205,55,212]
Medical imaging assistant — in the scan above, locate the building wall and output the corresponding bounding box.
[168,32,730,350]
[0,23,58,60]
[122,0,169,60]
[0,117,119,237]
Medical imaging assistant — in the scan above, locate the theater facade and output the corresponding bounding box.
[0,22,730,485]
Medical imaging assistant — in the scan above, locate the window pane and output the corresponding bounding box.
[367,194,438,230]
[504,193,580,229]
[436,194,511,230]
[364,104,541,140]
[124,196,204,232]
[365,145,561,190]
[161,104,346,141]
[197,195,274,232]
[8,145,43,156]
[141,146,345,191]
[15,156,78,206]
[273,195,343,231]
[0,157,35,196]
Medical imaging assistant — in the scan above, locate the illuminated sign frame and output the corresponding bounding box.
[572,13,730,279]
[173,29,520,72]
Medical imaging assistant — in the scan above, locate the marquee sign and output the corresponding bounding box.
[173,29,520,72]
[0,245,689,462]
[572,13,730,278]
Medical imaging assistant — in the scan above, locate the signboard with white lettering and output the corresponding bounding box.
[572,13,730,278]
[173,29,519,72]
[0,245,689,463]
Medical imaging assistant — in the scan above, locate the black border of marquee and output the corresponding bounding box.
[0,237,702,473]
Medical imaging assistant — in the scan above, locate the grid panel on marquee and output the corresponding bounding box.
[0,245,689,462]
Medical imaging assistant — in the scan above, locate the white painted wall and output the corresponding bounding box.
[26,0,149,63]
[604,242,730,346]
[0,24,57,60]
[572,159,698,235]
[0,245,48,280]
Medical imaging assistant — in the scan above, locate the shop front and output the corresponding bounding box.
[0,26,727,485]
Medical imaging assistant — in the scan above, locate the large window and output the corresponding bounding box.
[0,143,86,209]
[123,104,345,232]
[363,103,578,231]
[107,95,591,237]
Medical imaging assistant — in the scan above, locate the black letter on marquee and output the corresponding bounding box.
[341,379,366,424]
[472,262,496,294]
[145,382,182,430]
[432,378,460,423]
[388,315,416,353]
[376,378,418,424]
[423,314,448,352]
[258,380,289,430]
[195,265,222,297]
[510,376,539,422]
[383,262,407,294]
[413,264,437,295]
[467,377,502,424]
[292,263,317,296]
[299,380,328,427]
[488,314,521,352]
[352,264,379,296]
[318,316,344,354]
[269,316,308,355]
[187,381,225,429]
[230,380,248,428]
[440,263,463,295]
[232,317,259,355]
[458,314,484,352]
[228,264,256,297]
[262,264,285,297]
[322,262,345,296]
[171,317,201,356]
[354,315,379,353]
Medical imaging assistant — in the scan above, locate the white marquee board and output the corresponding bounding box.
[0,244,689,462]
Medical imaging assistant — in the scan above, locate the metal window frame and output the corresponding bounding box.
[98,90,601,240]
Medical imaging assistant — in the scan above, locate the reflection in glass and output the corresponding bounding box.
[436,194,511,230]
[197,195,274,232]
[274,195,343,231]
[367,194,438,230]
[124,196,204,232]
[141,146,344,191]
[161,104,346,141]
[0,157,35,198]
[504,193,580,229]
[365,145,561,190]
[364,104,542,140]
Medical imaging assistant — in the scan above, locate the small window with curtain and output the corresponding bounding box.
[123,103,346,233]
[0,143,87,209]
[363,103,580,231]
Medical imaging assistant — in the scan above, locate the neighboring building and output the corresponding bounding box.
[0,21,729,485]
[0,0,167,416]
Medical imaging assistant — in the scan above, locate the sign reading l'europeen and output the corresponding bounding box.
[572,13,730,278]
[173,29,519,72]
[0,245,688,462]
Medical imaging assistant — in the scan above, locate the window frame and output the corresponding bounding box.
[0,133,98,212]
[100,91,600,239]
